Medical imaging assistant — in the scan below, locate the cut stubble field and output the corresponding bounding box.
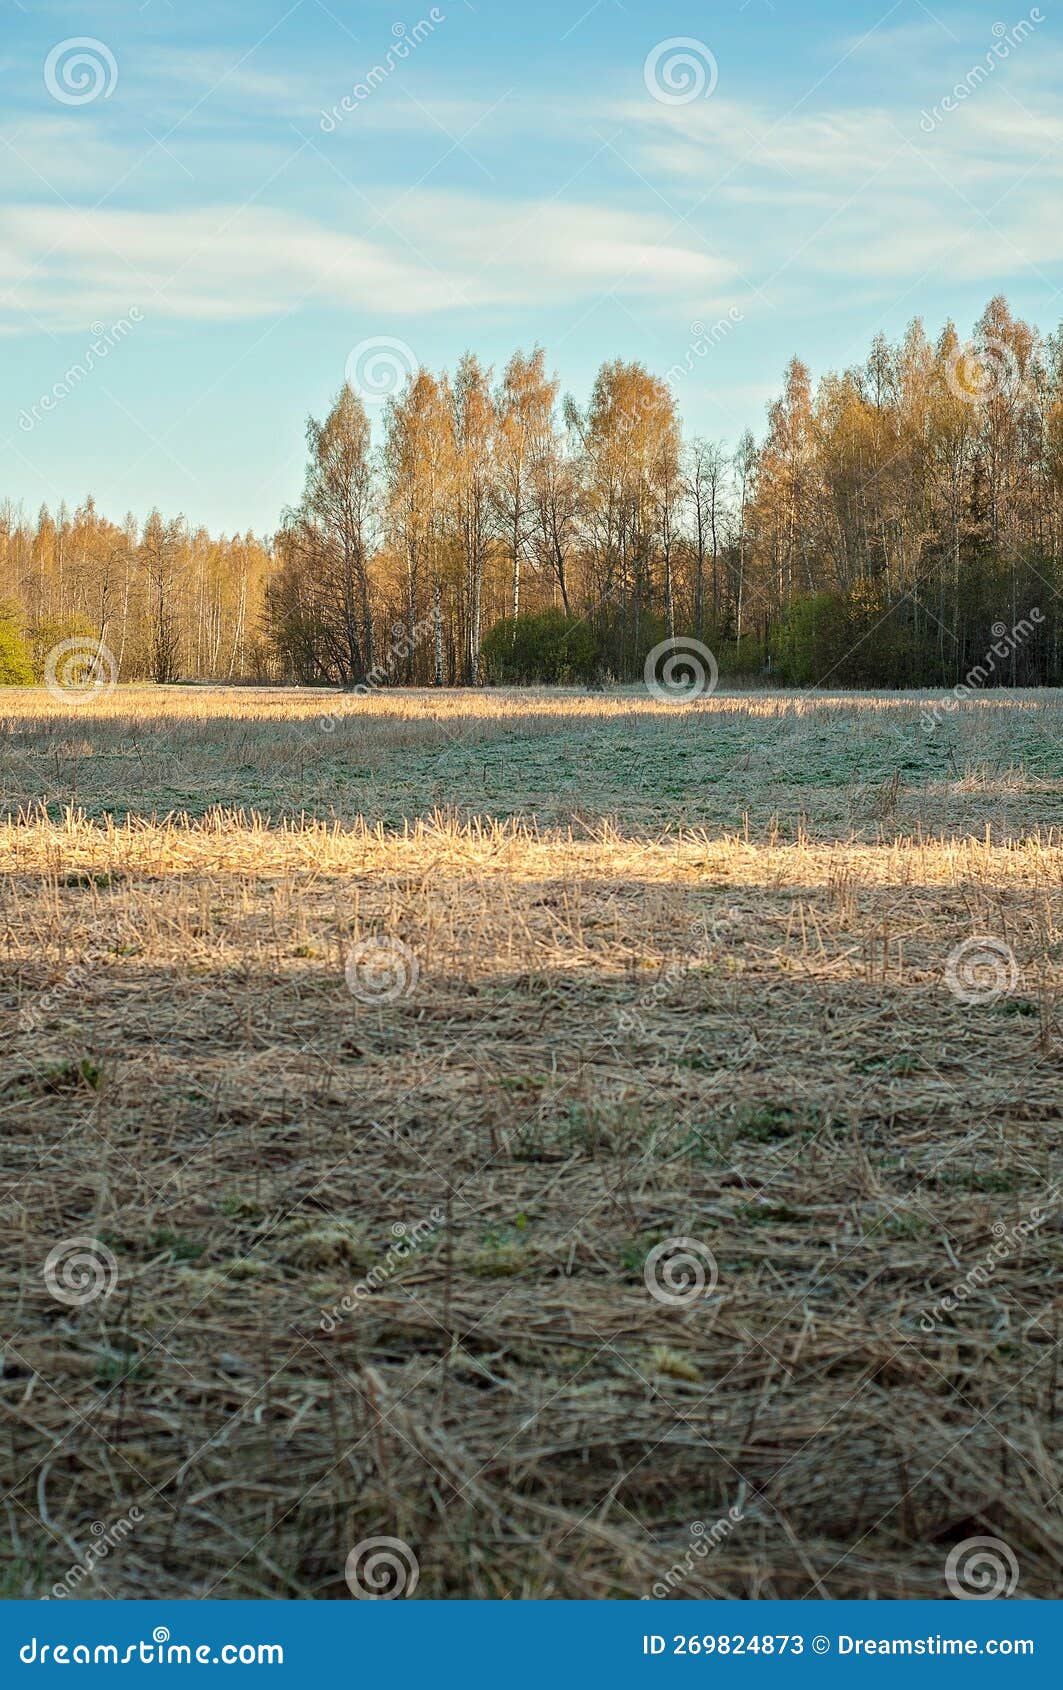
[1,685,1061,1600]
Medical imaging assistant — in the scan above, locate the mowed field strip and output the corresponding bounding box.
[1,686,1061,1598]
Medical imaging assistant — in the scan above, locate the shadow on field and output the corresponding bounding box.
[3,920,1060,1598]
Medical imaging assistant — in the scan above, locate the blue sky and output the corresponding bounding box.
[1,0,1060,534]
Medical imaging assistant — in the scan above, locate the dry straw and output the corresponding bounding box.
[1,686,1060,1597]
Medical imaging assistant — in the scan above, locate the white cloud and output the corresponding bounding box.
[389,190,734,297]
[2,25,1059,343]
[615,72,1063,300]
[0,194,737,331]
[0,204,445,327]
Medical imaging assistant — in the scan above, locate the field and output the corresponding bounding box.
[1,684,1061,1600]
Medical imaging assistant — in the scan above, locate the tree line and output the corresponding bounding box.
[0,499,271,684]
[4,294,1062,690]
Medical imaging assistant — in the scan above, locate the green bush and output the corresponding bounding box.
[772,592,845,684]
[771,586,954,687]
[0,606,34,685]
[481,609,600,684]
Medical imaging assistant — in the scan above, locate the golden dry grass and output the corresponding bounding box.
[1,685,1061,1599]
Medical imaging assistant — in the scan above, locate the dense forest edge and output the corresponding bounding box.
[3,294,1062,693]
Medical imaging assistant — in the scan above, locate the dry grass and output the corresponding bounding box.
[1,685,1061,1599]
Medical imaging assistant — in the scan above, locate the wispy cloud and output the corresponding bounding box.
[0,194,737,331]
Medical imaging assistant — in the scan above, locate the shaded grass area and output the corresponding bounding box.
[2,805,1061,1598]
